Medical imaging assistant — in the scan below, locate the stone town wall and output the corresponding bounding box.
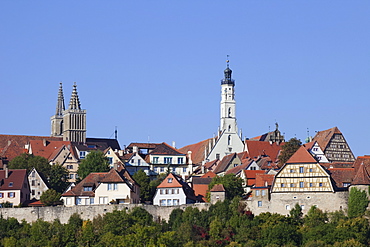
[0,203,211,224]
[246,191,348,216]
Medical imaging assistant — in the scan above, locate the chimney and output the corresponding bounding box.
[172,141,176,148]
[43,139,47,146]
[4,164,8,179]
[118,150,124,156]
[7,140,11,146]
[133,146,138,154]
[187,151,193,165]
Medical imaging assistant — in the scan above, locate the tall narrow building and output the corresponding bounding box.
[62,82,86,143]
[50,82,65,137]
[206,60,244,161]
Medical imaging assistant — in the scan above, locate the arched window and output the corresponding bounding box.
[228,108,232,117]
[228,125,231,132]
[228,135,231,145]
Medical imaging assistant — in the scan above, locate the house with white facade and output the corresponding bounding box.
[153,173,198,206]
[123,146,151,175]
[28,168,49,200]
[61,168,140,206]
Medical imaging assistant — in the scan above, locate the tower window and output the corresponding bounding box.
[228,108,231,117]
[228,135,231,145]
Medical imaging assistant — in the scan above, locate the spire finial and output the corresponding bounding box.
[69,82,81,110]
[226,55,230,68]
[56,82,65,116]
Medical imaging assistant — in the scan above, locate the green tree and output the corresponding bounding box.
[207,174,243,201]
[278,137,302,166]
[49,163,69,193]
[77,150,109,180]
[290,203,303,225]
[348,187,368,218]
[40,189,62,206]
[9,153,51,177]
[133,170,150,202]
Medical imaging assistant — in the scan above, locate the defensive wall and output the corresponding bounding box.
[0,203,211,224]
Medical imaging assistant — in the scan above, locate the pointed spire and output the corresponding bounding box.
[68,82,81,110]
[56,82,65,116]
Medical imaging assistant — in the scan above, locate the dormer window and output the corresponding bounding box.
[168,178,173,183]
[9,182,13,187]
[83,186,92,191]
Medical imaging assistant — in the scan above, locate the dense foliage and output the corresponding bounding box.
[348,187,368,218]
[207,174,244,201]
[278,137,302,166]
[1,201,369,246]
[77,150,110,180]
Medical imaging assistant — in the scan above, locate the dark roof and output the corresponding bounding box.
[313,127,342,151]
[0,169,28,190]
[85,138,121,151]
[192,177,213,185]
[127,143,161,150]
[213,153,236,174]
[328,168,355,189]
[149,142,185,156]
[352,163,370,185]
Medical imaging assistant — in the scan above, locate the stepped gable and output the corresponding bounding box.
[244,140,282,161]
[313,127,341,151]
[213,153,236,174]
[328,168,355,189]
[179,138,215,165]
[352,163,370,185]
[286,146,317,164]
[210,184,225,192]
[150,142,184,155]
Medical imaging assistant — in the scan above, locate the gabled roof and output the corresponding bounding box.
[100,169,126,183]
[149,143,185,156]
[303,141,315,150]
[29,140,72,161]
[157,173,183,188]
[255,173,274,187]
[328,168,355,188]
[204,159,220,170]
[213,153,237,174]
[201,171,217,178]
[225,159,253,175]
[352,163,370,185]
[0,139,28,161]
[353,156,370,174]
[0,169,28,190]
[244,170,266,186]
[313,127,342,151]
[286,146,317,164]
[210,184,225,192]
[244,140,282,161]
[179,138,215,165]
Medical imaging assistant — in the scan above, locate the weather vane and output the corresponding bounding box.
[226,55,230,68]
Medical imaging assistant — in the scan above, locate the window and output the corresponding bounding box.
[76,198,82,205]
[160,167,164,173]
[160,199,166,206]
[108,184,112,191]
[309,168,313,172]
[154,167,158,172]
[160,189,163,194]
[31,171,36,177]
[299,182,304,188]
[290,169,295,173]
[299,167,304,173]
[216,154,220,160]
[8,182,13,187]
[290,183,295,187]
[31,190,35,195]
[83,186,92,191]
[258,201,262,207]
[183,167,187,173]
[164,157,172,164]
[69,174,74,179]
[262,190,266,196]
[176,189,179,194]
[319,183,323,187]
[178,157,183,164]
[131,159,135,163]
[31,180,35,186]
[281,183,285,187]
[343,183,350,187]
[286,205,291,210]
[114,184,118,190]
[80,151,86,159]
[173,199,179,205]
[8,192,14,198]
[99,197,108,204]
[228,135,231,145]
[255,190,260,196]
[153,157,159,164]
[309,183,313,187]
[168,178,173,183]
[90,198,94,205]
[0,193,3,198]
[172,167,176,172]
[313,148,318,151]
[108,157,113,165]
[138,160,141,166]
[67,165,73,169]
[301,205,305,210]
[107,183,117,191]
[167,199,172,206]
[165,189,168,194]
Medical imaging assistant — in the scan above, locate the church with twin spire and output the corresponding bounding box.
[50,82,86,143]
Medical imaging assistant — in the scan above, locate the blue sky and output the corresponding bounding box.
[1,1,370,156]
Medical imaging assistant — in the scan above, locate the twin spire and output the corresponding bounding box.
[56,82,81,114]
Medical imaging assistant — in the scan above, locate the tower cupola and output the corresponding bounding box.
[221,59,235,86]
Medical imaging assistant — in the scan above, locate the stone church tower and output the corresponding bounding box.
[51,82,86,143]
[50,82,65,138]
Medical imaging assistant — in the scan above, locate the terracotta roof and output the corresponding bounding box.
[201,171,217,178]
[257,156,279,170]
[0,140,28,161]
[244,170,266,186]
[0,169,28,190]
[244,140,282,161]
[210,184,225,192]
[192,183,209,202]
[213,153,236,174]
[29,140,72,161]
[303,141,315,150]
[286,146,317,164]
[100,169,126,183]
[62,172,106,197]
[352,163,370,185]
[157,173,183,188]
[328,168,355,188]
[313,127,342,151]
[179,138,215,165]
[353,156,370,174]
[225,160,252,175]
[204,159,220,171]
[255,174,274,187]
[321,162,354,169]
[149,143,185,156]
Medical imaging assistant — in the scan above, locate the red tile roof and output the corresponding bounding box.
[179,138,215,165]
[210,184,225,192]
[0,169,28,190]
[245,170,266,186]
[157,173,183,188]
[29,140,72,161]
[192,183,209,202]
[201,171,217,178]
[286,146,317,164]
[244,140,282,161]
[352,163,370,185]
[204,159,220,171]
[303,141,315,150]
[255,174,274,187]
[313,127,342,151]
[328,168,355,188]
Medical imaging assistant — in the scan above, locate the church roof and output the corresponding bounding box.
[313,126,342,151]
[286,146,317,164]
[352,163,370,185]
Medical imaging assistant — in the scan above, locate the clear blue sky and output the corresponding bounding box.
[1,1,370,156]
